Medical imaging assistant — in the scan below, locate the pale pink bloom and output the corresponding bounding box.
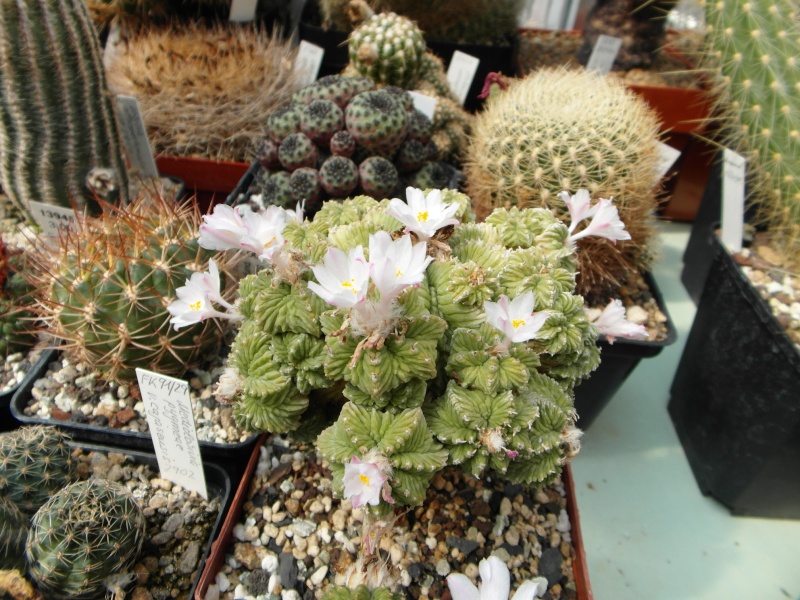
[591,299,648,344]
[368,231,433,299]
[198,204,249,251]
[168,259,239,329]
[567,198,631,247]
[342,456,389,508]
[241,205,289,262]
[198,204,292,262]
[484,292,550,344]
[447,556,548,600]
[387,187,459,241]
[558,189,598,235]
[308,245,371,308]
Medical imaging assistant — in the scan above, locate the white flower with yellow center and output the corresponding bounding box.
[342,456,391,508]
[368,231,432,299]
[483,292,550,345]
[560,190,631,247]
[308,245,371,308]
[168,259,240,329]
[387,187,459,241]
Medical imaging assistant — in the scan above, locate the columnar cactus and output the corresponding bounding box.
[0,0,129,218]
[704,0,800,271]
[464,68,663,300]
[26,479,146,600]
[0,426,76,516]
[27,189,232,384]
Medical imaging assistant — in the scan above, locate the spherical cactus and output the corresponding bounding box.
[262,171,294,208]
[279,132,320,171]
[300,99,345,144]
[289,167,323,208]
[294,74,374,108]
[28,190,232,384]
[0,495,27,570]
[26,479,146,600]
[406,109,433,145]
[394,139,428,173]
[345,90,408,157]
[330,130,357,157]
[359,156,400,198]
[348,9,426,89]
[255,138,280,169]
[267,104,302,143]
[320,155,360,197]
[0,426,76,516]
[407,160,453,190]
[464,67,663,299]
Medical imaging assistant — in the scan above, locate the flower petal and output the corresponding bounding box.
[446,574,481,600]
[480,556,510,600]
[510,578,548,600]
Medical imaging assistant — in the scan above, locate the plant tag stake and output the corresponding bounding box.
[294,41,325,87]
[721,148,747,253]
[408,91,437,120]
[136,368,208,499]
[586,35,622,75]
[447,51,480,106]
[229,0,258,22]
[655,141,682,179]
[27,202,77,238]
[115,96,159,179]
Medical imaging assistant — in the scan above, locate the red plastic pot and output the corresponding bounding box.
[156,156,250,213]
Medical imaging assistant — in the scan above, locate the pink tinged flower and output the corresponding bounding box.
[168,259,239,329]
[241,205,289,261]
[342,457,389,509]
[591,299,648,344]
[197,204,249,251]
[387,187,460,241]
[368,231,433,299]
[567,197,631,247]
[447,555,548,600]
[308,245,371,308]
[559,189,598,235]
[484,292,550,344]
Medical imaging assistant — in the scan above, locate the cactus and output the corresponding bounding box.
[322,584,403,600]
[320,156,360,197]
[26,479,146,600]
[0,426,76,516]
[358,156,400,198]
[345,90,409,158]
[464,67,663,300]
[0,238,37,358]
[0,496,27,571]
[0,0,130,219]
[27,189,232,385]
[703,0,800,271]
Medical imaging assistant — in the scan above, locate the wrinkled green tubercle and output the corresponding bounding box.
[229,189,599,510]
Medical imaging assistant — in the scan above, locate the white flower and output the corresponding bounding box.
[342,456,389,508]
[198,204,292,262]
[447,555,548,600]
[484,292,550,344]
[308,245,371,308]
[567,197,631,247]
[168,259,239,329]
[590,299,648,344]
[559,189,598,235]
[368,231,432,299]
[387,187,459,241]
[198,204,249,251]
[241,205,289,262]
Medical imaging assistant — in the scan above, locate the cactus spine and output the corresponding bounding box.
[0,0,130,217]
[0,496,27,570]
[704,0,800,271]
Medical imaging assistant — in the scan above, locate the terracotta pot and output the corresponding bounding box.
[156,156,250,213]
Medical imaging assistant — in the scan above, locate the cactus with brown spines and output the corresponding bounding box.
[0,237,37,359]
[464,67,664,300]
[0,496,27,571]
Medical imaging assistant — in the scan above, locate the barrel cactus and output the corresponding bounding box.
[0,426,76,516]
[26,479,146,600]
[27,189,233,384]
[0,237,37,359]
[0,0,129,220]
[703,0,800,271]
[0,496,27,570]
[464,67,663,300]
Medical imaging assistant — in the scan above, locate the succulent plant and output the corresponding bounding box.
[0,496,27,571]
[703,0,800,271]
[26,479,146,600]
[0,237,37,359]
[0,426,76,517]
[0,0,129,219]
[322,584,403,600]
[26,189,232,385]
[464,67,663,300]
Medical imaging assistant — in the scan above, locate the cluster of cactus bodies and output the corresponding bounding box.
[253,76,449,213]
[224,188,598,514]
[704,0,800,272]
[464,67,663,300]
[27,189,231,385]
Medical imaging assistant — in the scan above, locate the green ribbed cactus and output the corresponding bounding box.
[0,426,76,516]
[704,0,800,271]
[322,585,402,600]
[0,0,130,219]
[0,238,37,358]
[0,496,27,571]
[464,67,663,300]
[26,479,146,600]
[29,190,230,384]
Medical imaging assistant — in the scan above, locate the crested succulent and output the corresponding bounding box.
[0,426,76,516]
[26,189,233,385]
[0,496,27,571]
[26,479,146,600]
[464,67,663,300]
[703,0,800,272]
[0,0,129,220]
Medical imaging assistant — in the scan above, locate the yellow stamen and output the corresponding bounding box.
[189,300,203,311]
[264,236,276,248]
[396,268,403,277]
[359,474,371,486]
[417,211,429,223]
[512,318,526,329]
[341,279,358,294]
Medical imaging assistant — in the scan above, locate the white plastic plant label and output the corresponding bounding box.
[655,141,682,179]
[586,35,622,75]
[229,0,258,22]
[446,51,480,106]
[27,202,77,238]
[294,41,325,87]
[721,148,747,253]
[408,91,437,120]
[136,368,208,499]
[115,96,159,179]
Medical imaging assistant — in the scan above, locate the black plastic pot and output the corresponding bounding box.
[573,272,677,429]
[10,348,259,469]
[669,230,800,519]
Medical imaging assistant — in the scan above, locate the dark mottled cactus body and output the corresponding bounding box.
[359,156,399,198]
[345,90,408,157]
